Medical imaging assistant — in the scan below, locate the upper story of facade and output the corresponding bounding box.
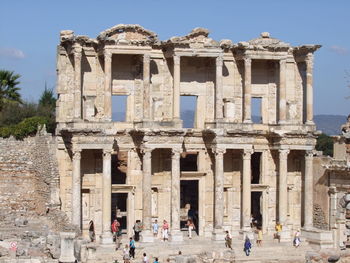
[56,24,320,133]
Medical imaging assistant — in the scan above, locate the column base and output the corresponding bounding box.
[240,229,254,241]
[305,120,315,125]
[212,228,226,241]
[141,230,154,243]
[280,228,291,242]
[100,232,113,245]
[243,119,252,124]
[171,230,183,242]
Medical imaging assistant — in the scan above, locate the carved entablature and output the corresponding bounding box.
[293,44,322,60]
[96,24,159,46]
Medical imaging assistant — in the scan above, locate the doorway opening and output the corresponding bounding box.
[180,152,198,171]
[251,191,262,228]
[111,193,128,232]
[252,97,262,124]
[180,180,199,233]
[251,152,262,184]
[181,96,197,128]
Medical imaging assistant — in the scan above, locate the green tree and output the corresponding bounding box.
[0,70,22,110]
[37,85,56,133]
[316,133,334,157]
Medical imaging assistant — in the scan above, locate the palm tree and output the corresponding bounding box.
[0,70,22,110]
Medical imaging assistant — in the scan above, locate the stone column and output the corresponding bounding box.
[72,149,81,230]
[73,45,82,120]
[101,149,113,244]
[304,150,314,229]
[278,149,289,225]
[243,58,252,123]
[242,149,253,229]
[215,56,224,120]
[104,50,112,121]
[305,54,314,124]
[171,148,183,241]
[279,59,287,124]
[173,55,181,120]
[212,148,226,240]
[141,148,154,242]
[143,54,151,120]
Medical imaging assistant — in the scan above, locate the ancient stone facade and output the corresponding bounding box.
[56,24,320,243]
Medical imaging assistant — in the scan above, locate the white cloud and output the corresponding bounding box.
[329,45,348,55]
[0,47,25,59]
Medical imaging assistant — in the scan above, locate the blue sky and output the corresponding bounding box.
[0,0,349,115]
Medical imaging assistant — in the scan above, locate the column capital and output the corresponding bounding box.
[216,55,223,66]
[212,147,226,156]
[72,149,81,160]
[243,148,253,159]
[279,148,290,157]
[173,55,180,65]
[171,148,182,158]
[244,57,252,65]
[143,53,151,63]
[279,58,287,65]
[103,149,113,157]
[305,150,314,159]
[72,43,82,54]
[141,147,153,156]
[104,50,112,60]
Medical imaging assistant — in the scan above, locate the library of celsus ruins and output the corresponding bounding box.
[55,24,321,243]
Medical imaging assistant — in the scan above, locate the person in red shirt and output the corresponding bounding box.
[111,219,121,242]
[162,220,169,241]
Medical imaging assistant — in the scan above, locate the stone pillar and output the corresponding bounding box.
[212,148,226,240]
[72,149,81,229]
[141,148,154,242]
[59,232,76,263]
[304,150,314,229]
[215,56,224,120]
[243,58,252,123]
[279,59,287,124]
[104,50,112,121]
[101,149,113,244]
[278,149,289,225]
[73,45,82,120]
[171,148,183,241]
[173,55,181,120]
[143,54,151,120]
[305,54,314,124]
[242,149,253,229]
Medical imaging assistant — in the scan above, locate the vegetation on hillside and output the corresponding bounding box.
[316,133,333,157]
[0,70,56,139]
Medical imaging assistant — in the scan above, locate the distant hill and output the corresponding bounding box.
[113,111,347,135]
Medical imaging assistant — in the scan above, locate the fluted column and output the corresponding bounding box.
[213,148,226,229]
[242,149,253,229]
[73,45,82,120]
[101,149,113,244]
[173,55,181,120]
[104,50,112,121]
[278,149,289,225]
[279,59,287,123]
[215,56,224,120]
[304,150,314,229]
[72,149,82,230]
[143,54,151,120]
[243,58,252,123]
[171,148,183,241]
[305,54,314,124]
[141,148,154,242]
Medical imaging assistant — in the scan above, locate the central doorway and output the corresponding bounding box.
[111,193,128,232]
[251,191,262,228]
[180,180,199,233]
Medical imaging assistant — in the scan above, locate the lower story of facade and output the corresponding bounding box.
[57,131,315,242]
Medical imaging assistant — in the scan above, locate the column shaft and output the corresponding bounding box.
[143,54,151,120]
[72,150,81,229]
[278,149,289,225]
[142,149,152,231]
[104,51,112,121]
[73,46,82,119]
[214,148,225,229]
[306,54,314,124]
[173,55,181,120]
[242,149,252,228]
[304,151,314,229]
[243,58,252,123]
[171,149,181,231]
[279,59,287,123]
[215,56,224,120]
[101,149,113,243]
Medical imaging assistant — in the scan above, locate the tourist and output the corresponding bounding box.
[275,221,282,243]
[225,231,232,250]
[123,244,130,263]
[88,220,95,242]
[186,219,195,239]
[243,236,252,256]
[143,253,149,263]
[293,229,301,248]
[256,227,263,247]
[111,219,121,242]
[162,219,169,241]
[129,237,135,259]
[153,257,159,263]
[133,220,143,241]
[152,219,159,238]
